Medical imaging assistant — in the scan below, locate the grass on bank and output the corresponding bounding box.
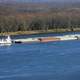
[0,28,80,36]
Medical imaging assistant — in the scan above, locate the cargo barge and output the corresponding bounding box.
[13,34,80,43]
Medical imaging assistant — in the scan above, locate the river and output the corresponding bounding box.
[0,32,80,80]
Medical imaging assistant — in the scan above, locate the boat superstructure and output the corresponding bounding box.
[0,35,12,46]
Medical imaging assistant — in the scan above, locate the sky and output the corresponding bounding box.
[0,0,80,3]
[16,0,80,2]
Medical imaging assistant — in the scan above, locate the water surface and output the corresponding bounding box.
[0,33,80,80]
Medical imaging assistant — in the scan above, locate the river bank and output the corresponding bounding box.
[0,28,80,36]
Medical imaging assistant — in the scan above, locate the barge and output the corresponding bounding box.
[13,34,80,43]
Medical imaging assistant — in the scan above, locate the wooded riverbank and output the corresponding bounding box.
[0,3,80,35]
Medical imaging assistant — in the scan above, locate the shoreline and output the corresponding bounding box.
[0,29,80,36]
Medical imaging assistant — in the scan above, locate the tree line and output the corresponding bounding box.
[0,10,80,33]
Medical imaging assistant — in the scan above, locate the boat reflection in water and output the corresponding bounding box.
[0,35,12,46]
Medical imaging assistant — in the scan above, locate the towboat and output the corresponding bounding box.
[0,35,12,46]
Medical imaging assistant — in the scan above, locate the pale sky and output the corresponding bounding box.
[17,0,80,2]
[0,0,80,3]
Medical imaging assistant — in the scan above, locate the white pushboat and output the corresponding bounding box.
[0,35,12,46]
